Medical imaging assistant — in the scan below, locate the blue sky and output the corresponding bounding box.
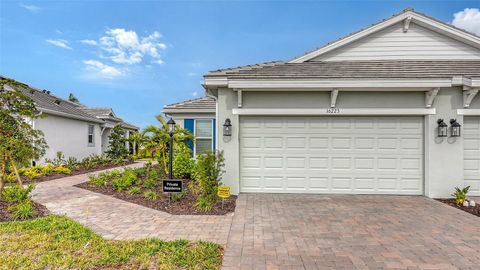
[1,1,479,128]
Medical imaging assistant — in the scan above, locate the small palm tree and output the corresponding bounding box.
[141,115,192,174]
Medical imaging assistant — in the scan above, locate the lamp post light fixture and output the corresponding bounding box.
[437,119,448,137]
[167,118,176,179]
[450,119,461,137]
[223,118,232,137]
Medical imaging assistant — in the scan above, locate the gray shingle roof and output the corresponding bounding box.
[205,61,480,79]
[2,76,139,129]
[163,96,215,113]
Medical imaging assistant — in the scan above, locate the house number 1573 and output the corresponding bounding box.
[326,108,340,114]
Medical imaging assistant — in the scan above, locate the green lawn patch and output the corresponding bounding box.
[0,215,223,269]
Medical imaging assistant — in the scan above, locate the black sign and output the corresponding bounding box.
[163,180,183,193]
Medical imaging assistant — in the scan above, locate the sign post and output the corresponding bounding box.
[217,186,230,209]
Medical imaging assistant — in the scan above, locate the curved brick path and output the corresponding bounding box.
[32,162,233,245]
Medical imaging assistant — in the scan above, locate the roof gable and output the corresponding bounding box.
[290,8,480,63]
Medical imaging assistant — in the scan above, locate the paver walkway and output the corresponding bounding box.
[223,194,480,270]
[32,162,233,245]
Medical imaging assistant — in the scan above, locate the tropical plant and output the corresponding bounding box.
[127,131,145,157]
[171,191,186,202]
[193,151,225,212]
[0,78,47,196]
[8,200,36,220]
[106,125,129,160]
[143,190,158,200]
[127,186,141,196]
[68,93,79,103]
[112,169,137,191]
[141,115,192,175]
[173,143,194,179]
[1,184,34,204]
[45,151,66,166]
[452,186,470,205]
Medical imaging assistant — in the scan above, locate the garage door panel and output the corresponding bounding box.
[464,117,480,195]
[240,116,423,195]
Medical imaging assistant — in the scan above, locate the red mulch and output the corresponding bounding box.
[0,200,50,222]
[437,199,480,217]
[21,161,134,184]
[76,180,237,216]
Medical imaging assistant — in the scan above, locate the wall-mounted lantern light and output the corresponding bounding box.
[450,119,461,137]
[223,118,232,137]
[437,119,448,137]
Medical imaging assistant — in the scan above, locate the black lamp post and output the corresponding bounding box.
[167,118,176,179]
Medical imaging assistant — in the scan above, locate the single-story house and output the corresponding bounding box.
[168,8,480,198]
[163,96,217,156]
[3,77,139,163]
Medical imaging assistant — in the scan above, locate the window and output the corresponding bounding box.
[88,125,95,146]
[195,119,213,155]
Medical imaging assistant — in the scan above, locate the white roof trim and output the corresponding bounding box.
[232,108,436,115]
[227,78,452,89]
[162,108,216,114]
[40,107,104,124]
[289,10,480,63]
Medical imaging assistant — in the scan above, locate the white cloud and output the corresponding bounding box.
[95,28,166,65]
[20,3,40,13]
[192,91,198,97]
[80,39,97,45]
[46,39,72,50]
[83,60,123,79]
[452,8,480,36]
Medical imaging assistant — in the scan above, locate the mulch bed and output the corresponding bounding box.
[0,200,50,222]
[76,180,237,216]
[22,161,134,184]
[437,199,480,217]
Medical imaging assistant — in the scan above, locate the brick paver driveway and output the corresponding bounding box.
[223,194,480,269]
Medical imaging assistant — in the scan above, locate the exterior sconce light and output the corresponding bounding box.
[223,118,232,137]
[450,119,461,137]
[437,119,447,137]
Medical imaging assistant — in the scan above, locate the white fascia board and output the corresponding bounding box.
[233,108,436,116]
[204,77,228,87]
[457,109,480,115]
[228,79,452,89]
[463,78,480,88]
[162,108,216,114]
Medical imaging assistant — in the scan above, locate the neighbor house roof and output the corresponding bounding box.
[163,96,216,114]
[2,76,139,129]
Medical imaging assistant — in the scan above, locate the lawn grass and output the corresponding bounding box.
[0,215,223,270]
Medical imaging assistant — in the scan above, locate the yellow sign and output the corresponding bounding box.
[217,186,230,198]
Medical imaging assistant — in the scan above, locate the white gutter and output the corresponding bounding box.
[38,107,104,123]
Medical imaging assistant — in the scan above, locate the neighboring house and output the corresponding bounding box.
[179,8,480,198]
[163,96,216,156]
[3,77,139,163]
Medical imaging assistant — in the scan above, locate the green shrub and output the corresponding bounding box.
[127,187,141,196]
[452,186,470,205]
[171,191,186,202]
[143,190,158,201]
[112,169,137,191]
[8,201,36,220]
[53,165,71,175]
[2,185,34,204]
[192,151,225,212]
[45,151,66,166]
[66,157,79,170]
[41,164,55,176]
[173,143,194,179]
[106,125,129,160]
[88,170,121,187]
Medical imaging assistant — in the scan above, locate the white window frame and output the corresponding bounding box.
[88,124,95,147]
[193,119,214,156]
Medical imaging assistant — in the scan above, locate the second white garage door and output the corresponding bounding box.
[240,116,424,195]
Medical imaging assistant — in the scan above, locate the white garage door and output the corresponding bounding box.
[463,117,480,195]
[240,116,424,194]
